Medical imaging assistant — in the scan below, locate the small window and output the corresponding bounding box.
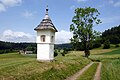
[51,36,54,42]
[41,35,46,42]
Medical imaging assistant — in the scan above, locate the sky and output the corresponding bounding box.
[0,0,120,44]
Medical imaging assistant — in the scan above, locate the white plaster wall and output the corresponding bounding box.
[49,44,54,59]
[49,30,55,43]
[36,30,55,44]
[36,29,55,61]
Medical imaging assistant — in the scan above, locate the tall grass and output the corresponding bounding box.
[0,52,91,80]
[101,59,120,80]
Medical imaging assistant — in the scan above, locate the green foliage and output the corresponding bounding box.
[102,25,120,44]
[92,41,102,49]
[103,40,110,49]
[70,7,101,57]
[0,49,13,54]
[25,46,34,51]
[54,49,58,57]
[55,44,72,50]
[115,44,119,48]
[0,41,37,54]
[60,48,69,56]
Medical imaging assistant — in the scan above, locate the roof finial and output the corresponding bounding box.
[46,5,48,15]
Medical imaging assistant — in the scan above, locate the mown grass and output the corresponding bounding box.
[101,59,120,80]
[89,48,120,61]
[77,63,98,80]
[90,48,120,80]
[100,48,120,80]
[0,52,91,80]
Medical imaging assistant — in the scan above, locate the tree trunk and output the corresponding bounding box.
[84,41,90,58]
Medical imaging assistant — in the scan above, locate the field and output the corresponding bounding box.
[0,52,90,80]
[90,48,120,80]
[0,48,120,80]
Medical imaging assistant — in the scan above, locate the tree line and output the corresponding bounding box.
[102,25,120,44]
[0,41,37,54]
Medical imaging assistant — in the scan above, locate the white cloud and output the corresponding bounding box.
[22,11,36,18]
[0,3,6,12]
[0,30,35,42]
[55,30,73,44]
[0,0,22,13]
[0,30,73,44]
[0,0,22,7]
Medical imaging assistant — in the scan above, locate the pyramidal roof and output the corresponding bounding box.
[34,6,58,32]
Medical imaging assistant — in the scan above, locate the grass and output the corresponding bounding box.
[77,63,98,80]
[101,59,120,80]
[0,52,91,80]
[89,48,120,61]
[1,48,120,80]
[90,48,120,80]
[100,49,120,80]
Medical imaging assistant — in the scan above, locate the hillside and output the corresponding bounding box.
[0,52,90,80]
[102,25,120,44]
[0,48,120,79]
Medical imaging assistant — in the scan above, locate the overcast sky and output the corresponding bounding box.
[0,0,120,44]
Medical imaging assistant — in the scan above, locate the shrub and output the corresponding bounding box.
[61,52,65,56]
[54,49,58,57]
[61,48,69,56]
[103,40,110,49]
[93,41,101,48]
[115,44,119,48]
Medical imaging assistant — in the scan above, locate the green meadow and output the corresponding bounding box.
[0,52,90,80]
[0,48,120,80]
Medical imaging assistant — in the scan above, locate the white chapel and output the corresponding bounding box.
[34,6,58,61]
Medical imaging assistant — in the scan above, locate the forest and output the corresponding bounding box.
[102,25,120,44]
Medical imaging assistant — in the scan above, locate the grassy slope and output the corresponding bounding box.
[77,63,98,80]
[0,52,91,80]
[1,48,120,80]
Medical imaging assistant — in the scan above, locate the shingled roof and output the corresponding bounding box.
[34,6,58,32]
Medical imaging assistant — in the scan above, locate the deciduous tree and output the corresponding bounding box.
[70,7,101,57]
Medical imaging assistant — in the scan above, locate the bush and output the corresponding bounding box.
[0,50,4,54]
[115,44,119,48]
[61,52,65,56]
[103,40,110,49]
[93,41,101,48]
[61,48,69,56]
[54,49,58,57]
[0,49,13,54]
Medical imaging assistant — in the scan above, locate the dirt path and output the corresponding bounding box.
[93,62,102,80]
[65,62,94,80]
